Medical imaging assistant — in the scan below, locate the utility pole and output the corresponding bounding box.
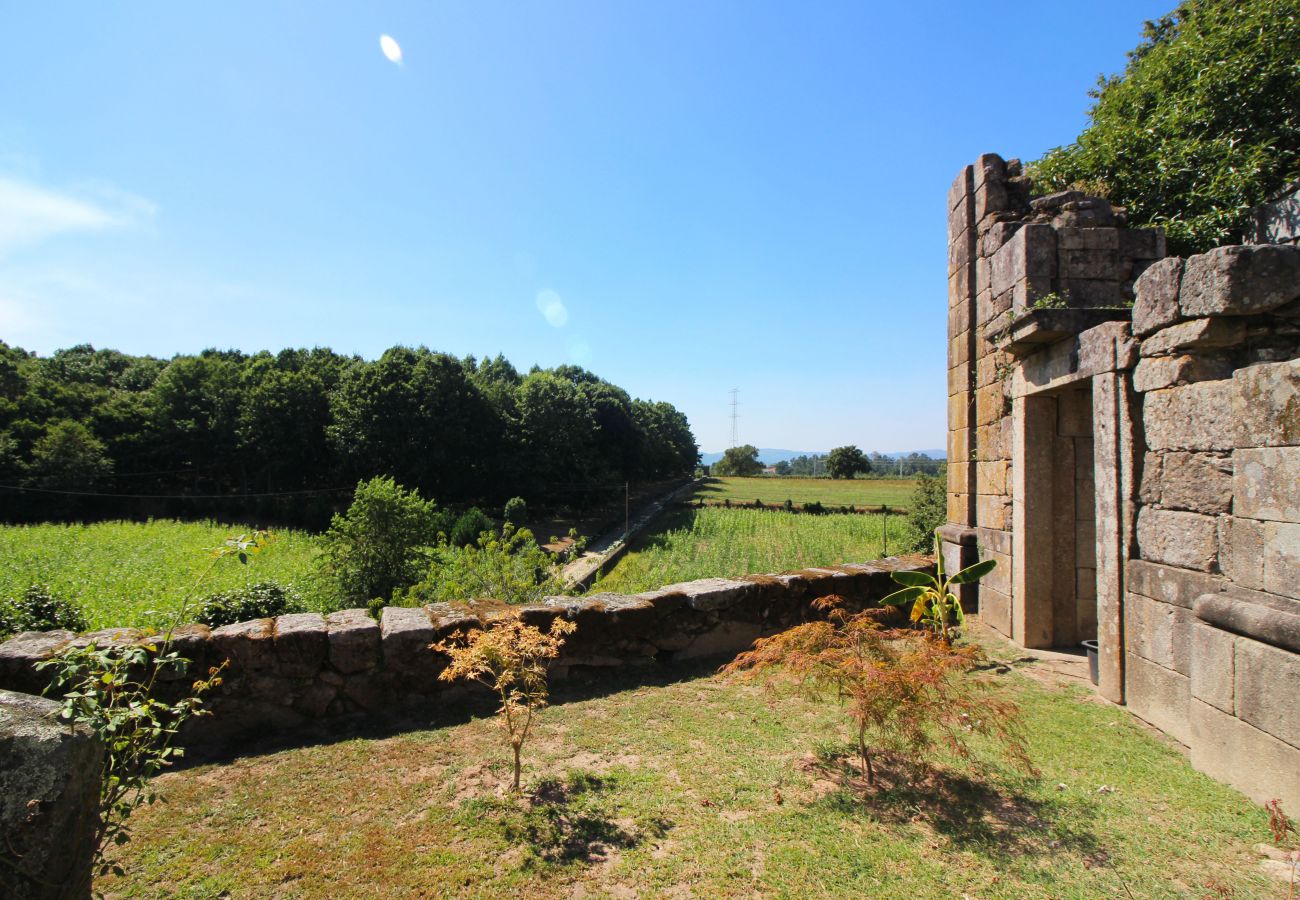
[729,388,740,448]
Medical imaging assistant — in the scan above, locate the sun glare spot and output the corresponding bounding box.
[535,289,568,327]
[379,34,403,66]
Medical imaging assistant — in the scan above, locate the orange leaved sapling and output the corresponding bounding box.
[434,616,576,793]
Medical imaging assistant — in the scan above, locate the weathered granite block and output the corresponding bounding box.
[1126,559,1224,609]
[1191,698,1300,814]
[1234,636,1300,750]
[1154,451,1233,514]
[1143,380,1239,451]
[380,607,436,675]
[1232,359,1300,447]
[990,224,1056,298]
[1125,592,1193,674]
[1264,521,1300,597]
[1180,244,1300,317]
[326,609,381,674]
[658,578,758,613]
[1140,318,1247,357]
[1219,515,1267,591]
[1132,257,1185,337]
[1057,227,1119,251]
[1234,447,1300,522]
[210,619,275,674]
[1118,227,1165,261]
[1132,354,1233,392]
[1190,622,1235,714]
[1136,507,1220,572]
[0,631,72,695]
[0,690,101,898]
[1126,653,1191,745]
[272,613,327,678]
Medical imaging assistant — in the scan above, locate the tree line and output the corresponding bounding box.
[0,342,698,527]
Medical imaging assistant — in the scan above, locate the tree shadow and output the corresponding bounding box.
[804,750,1106,865]
[493,770,671,868]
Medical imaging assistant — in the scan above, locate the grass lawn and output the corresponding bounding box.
[0,520,321,631]
[100,630,1275,898]
[594,506,918,594]
[698,476,919,510]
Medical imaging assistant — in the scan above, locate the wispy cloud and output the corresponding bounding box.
[0,175,157,258]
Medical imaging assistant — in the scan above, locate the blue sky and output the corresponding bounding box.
[0,1,1172,453]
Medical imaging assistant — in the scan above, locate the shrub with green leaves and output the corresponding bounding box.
[194,581,305,627]
[502,496,528,525]
[905,473,947,552]
[317,476,442,605]
[450,507,493,548]
[1029,0,1300,254]
[404,524,568,606]
[0,584,87,636]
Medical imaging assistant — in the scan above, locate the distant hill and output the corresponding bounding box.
[699,448,946,466]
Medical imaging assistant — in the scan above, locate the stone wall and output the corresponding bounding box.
[945,151,1300,814]
[0,690,100,898]
[0,556,929,750]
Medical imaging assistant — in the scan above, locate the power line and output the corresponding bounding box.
[729,387,739,448]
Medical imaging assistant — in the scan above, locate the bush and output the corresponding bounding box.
[317,476,442,605]
[1028,0,1300,254]
[194,581,305,628]
[502,496,528,525]
[906,473,947,552]
[450,507,494,548]
[0,584,87,636]
[403,524,568,606]
[803,501,825,515]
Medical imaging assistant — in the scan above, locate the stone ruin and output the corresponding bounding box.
[942,153,1300,813]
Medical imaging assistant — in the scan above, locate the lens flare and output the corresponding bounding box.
[379,34,403,65]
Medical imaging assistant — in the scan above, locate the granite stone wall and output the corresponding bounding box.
[0,556,930,750]
[945,151,1300,814]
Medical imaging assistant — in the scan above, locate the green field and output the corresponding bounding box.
[697,476,919,509]
[0,521,320,631]
[101,646,1273,897]
[594,506,917,594]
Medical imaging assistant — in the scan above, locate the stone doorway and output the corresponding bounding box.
[1014,383,1099,649]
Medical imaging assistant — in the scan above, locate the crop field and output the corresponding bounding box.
[696,476,919,510]
[594,506,918,593]
[0,520,320,631]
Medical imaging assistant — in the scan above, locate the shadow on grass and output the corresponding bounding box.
[466,770,671,869]
[182,656,727,768]
[805,750,1106,864]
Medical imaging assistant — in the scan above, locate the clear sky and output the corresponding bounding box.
[0,1,1172,453]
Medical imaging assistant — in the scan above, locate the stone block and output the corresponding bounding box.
[947,426,969,464]
[1190,622,1236,713]
[1132,257,1185,337]
[991,224,1056,298]
[1191,698,1300,815]
[949,330,970,367]
[947,491,970,523]
[976,493,1012,531]
[976,286,1013,327]
[979,221,1023,257]
[661,578,758,613]
[1136,506,1220,572]
[1126,558,1224,609]
[1059,249,1120,281]
[948,298,969,342]
[1057,227,1119,251]
[1138,451,1162,504]
[979,586,1011,637]
[948,457,972,494]
[1118,228,1165,261]
[973,525,1012,556]
[1234,447,1300,522]
[210,619,276,674]
[1219,515,1267,591]
[273,613,327,678]
[980,548,1011,597]
[1125,592,1193,674]
[1153,451,1233,514]
[1140,317,1247,357]
[948,228,972,278]
[0,690,101,897]
[1125,653,1192,745]
[948,165,973,214]
[1234,636,1300,749]
[975,383,1006,427]
[379,607,436,675]
[1194,587,1300,655]
[326,609,381,674]
[975,459,1008,496]
[1180,244,1300,317]
[0,631,73,695]
[1143,380,1239,451]
[1232,359,1300,448]
[1132,354,1233,392]
[1011,275,1057,316]
[1264,521,1300,597]
[948,362,970,397]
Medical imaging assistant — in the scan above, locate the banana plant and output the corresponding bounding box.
[880,534,996,642]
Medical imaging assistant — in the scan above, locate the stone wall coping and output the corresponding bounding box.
[1194,588,1300,654]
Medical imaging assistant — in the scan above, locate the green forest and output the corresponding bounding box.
[0,342,698,527]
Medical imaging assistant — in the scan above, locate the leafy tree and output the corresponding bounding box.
[24,419,114,489]
[723,596,1032,786]
[503,496,528,524]
[435,616,576,792]
[450,507,493,548]
[826,445,870,480]
[407,523,567,607]
[773,460,792,476]
[906,473,948,551]
[317,476,442,605]
[1029,0,1300,254]
[713,444,763,476]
